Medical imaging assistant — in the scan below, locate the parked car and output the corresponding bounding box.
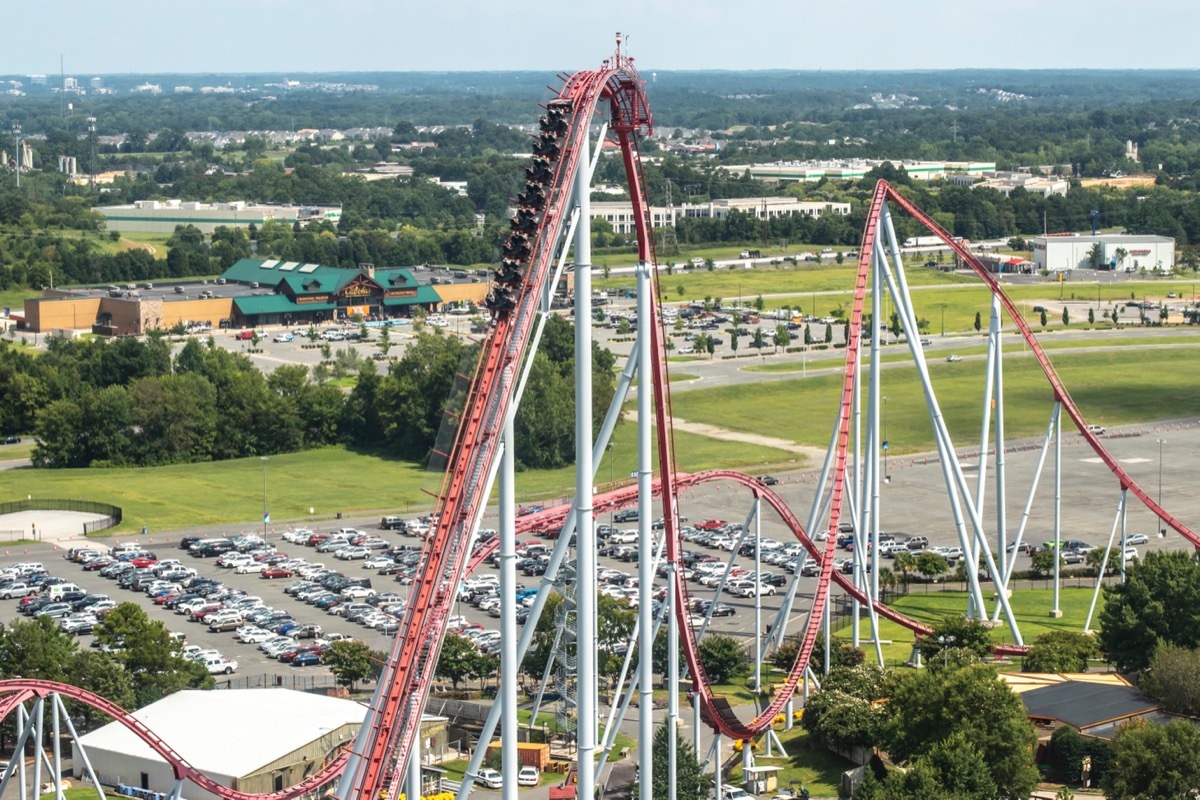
[946,354,963,362]
[1125,533,1149,546]
[517,767,540,787]
[476,769,503,790]
[273,332,295,343]
[234,330,255,341]
[203,656,238,675]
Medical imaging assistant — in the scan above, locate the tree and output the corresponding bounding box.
[825,323,833,344]
[1030,548,1061,577]
[66,651,137,727]
[378,326,393,358]
[1138,643,1200,716]
[1040,309,1048,327]
[752,328,766,350]
[1086,546,1121,576]
[1087,242,1104,268]
[698,634,746,684]
[914,552,948,581]
[773,324,791,352]
[95,602,212,704]
[1088,308,1095,324]
[306,325,319,344]
[893,551,916,583]
[915,616,992,662]
[325,640,374,690]
[0,615,78,683]
[974,311,982,332]
[1022,630,1099,673]
[729,329,739,353]
[1062,307,1070,326]
[883,663,1039,799]
[634,722,713,800]
[436,634,478,690]
[1103,719,1200,800]
[1098,551,1200,672]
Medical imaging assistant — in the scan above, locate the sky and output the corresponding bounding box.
[4,0,1200,75]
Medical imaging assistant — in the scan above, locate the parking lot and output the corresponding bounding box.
[1,417,1196,689]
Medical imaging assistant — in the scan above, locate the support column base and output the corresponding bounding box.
[1048,609,1064,619]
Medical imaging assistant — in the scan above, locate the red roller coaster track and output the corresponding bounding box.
[2,67,1194,800]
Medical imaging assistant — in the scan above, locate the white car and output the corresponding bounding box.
[1125,533,1149,546]
[340,586,376,600]
[517,767,540,787]
[476,769,503,790]
[236,626,274,644]
[235,562,268,574]
[273,332,294,343]
[364,556,395,570]
[946,354,963,362]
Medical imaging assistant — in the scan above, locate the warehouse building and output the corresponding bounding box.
[74,689,449,800]
[19,259,489,335]
[96,200,343,234]
[590,196,850,236]
[1031,234,1175,273]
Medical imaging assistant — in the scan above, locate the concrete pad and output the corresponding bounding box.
[0,510,110,543]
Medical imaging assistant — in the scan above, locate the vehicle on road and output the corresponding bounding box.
[946,354,963,362]
[1085,424,1106,436]
[518,767,540,787]
[234,331,255,341]
[273,333,294,343]
[757,475,779,486]
[1125,533,1149,546]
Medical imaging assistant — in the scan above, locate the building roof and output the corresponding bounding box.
[1019,679,1161,731]
[76,688,366,779]
[1033,234,1174,245]
[233,295,336,315]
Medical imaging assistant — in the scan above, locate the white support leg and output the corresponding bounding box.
[1120,488,1128,583]
[500,419,518,800]
[52,693,63,800]
[574,123,597,800]
[667,564,679,800]
[1053,401,1063,617]
[753,498,762,693]
[636,256,654,800]
[32,697,43,800]
[991,296,1009,586]
[1085,496,1126,633]
[407,733,421,800]
[851,337,862,651]
[53,695,105,800]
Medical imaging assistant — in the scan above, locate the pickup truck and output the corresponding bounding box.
[234,330,255,340]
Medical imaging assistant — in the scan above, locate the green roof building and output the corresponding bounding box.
[220,259,448,326]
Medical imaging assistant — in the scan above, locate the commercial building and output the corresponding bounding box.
[719,159,997,184]
[20,259,490,335]
[96,200,343,234]
[1031,234,1175,273]
[589,197,851,236]
[73,689,448,800]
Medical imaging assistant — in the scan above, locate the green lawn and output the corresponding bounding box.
[668,344,1198,457]
[0,417,800,534]
[840,587,1101,667]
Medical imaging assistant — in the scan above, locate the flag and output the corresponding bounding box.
[263,512,270,523]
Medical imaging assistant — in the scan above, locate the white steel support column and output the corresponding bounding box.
[52,693,63,800]
[1120,488,1129,583]
[667,563,679,800]
[868,242,882,622]
[693,692,702,753]
[499,417,518,800]
[407,733,421,800]
[33,697,43,800]
[52,695,103,799]
[752,498,763,692]
[635,257,654,800]
[1052,402,1063,617]
[992,296,1009,587]
[1085,496,1127,633]
[573,124,597,800]
[851,331,863,651]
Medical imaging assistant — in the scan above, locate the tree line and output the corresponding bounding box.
[2,315,615,471]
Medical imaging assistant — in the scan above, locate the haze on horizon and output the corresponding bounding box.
[4,0,1200,76]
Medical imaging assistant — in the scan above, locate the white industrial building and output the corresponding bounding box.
[590,196,851,236]
[97,200,342,234]
[1031,234,1175,273]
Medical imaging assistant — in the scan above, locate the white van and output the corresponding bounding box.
[47,583,83,600]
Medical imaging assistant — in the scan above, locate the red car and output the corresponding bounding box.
[261,567,295,579]
[234,330,255,340]
[696,518,727,531]
[131,556,158,567]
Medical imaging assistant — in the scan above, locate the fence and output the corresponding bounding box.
[213,672,340,691]
[0,498,122,535]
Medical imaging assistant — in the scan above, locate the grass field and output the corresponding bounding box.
[726,726,849,799]
[0,416,799,533]
[839,586,1101,667]
[668,344,1198,456]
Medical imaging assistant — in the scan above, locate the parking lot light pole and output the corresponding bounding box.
[937,634,956,668]
[261,456,269,540]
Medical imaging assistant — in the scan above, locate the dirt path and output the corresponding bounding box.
[655,417,827,461]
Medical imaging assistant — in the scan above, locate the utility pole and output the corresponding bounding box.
[87,117,97,189]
